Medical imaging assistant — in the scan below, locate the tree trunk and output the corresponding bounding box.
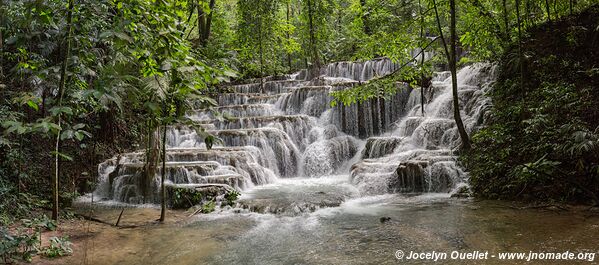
[307,0,320,78]
[197,1,206,46]
[545,0,551,21]
[515,0,524,88]
[142,122,159,203]
[258,16,265,93]
[433,0,471,150]
[449,0,470,149]
[568,0,574,14]
[0,16,3,77]
[502,0,510,41]
[359,0,371,35]
[52,0,74,221]
[159,121,167,222]
[197,0,215,46]
[286,1,292,69]
[419,0,426,116]
[524,0,530,27]
[203,0,216,42]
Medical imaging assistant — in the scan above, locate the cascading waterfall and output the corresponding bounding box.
[351,63,496,195]
[92,58,496,210]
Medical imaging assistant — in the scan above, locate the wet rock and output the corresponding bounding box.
[166,184,231,209]
[391,161,429,193]
[380,217,392,223]
[362,137,403,159]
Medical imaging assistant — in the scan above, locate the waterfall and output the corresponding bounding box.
[92,59,496,205]
[351,63,497,195]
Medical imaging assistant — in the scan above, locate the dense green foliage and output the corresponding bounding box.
[1,215,62,263]
[168,186,239,210]
[331,0,597,106]
[42,236,72,258]
[0,0,230,223]
[1,0,598,231]
[464,5,599,203]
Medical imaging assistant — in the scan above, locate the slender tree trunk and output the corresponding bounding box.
[523,0,529,27]
[433,0,470,149]
[307,0,320,77]
[515,0,524,88]
[203,0,216,42]
[419,0,425,116]
[359,0,371,35]
[448,0,470,149]
[502,0,510,41]
[286,1,292,69]
[197,1,206,46]
[0,15,3,77]
[545,0,551,21]
[159,120,167,222]
[258,17,265,93]
[197,0,215,47]
[142,121,159,203]
[52,0,74,221]
[569,0,573,15]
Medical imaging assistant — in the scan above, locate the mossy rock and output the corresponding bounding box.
[167,186,205,209]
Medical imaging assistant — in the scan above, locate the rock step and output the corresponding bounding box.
[223,80,302,94]
[190,104,282,119]
[217,93,289,105]
[362,136,404,159]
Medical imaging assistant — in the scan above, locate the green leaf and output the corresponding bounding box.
[51,151,73,161]
[114,32,133,43]
[27,100,39,111]
[49,107,73,116]
[98,31,113,39]
[72,123,86,130]
[60,130,75,140]
[223,70,237,78]
[74,131,84,141]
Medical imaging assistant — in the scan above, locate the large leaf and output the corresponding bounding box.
[49,106,73,117]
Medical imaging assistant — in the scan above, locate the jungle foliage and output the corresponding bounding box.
[1,0,598,230]
[464,5,599,204]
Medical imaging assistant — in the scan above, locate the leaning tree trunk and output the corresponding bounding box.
[52,0,74,221]
[432,0,471,150]
[448,0,470,149]
[419,0,426,116]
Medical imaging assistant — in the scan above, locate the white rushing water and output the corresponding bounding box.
[91,58,496,214]
[81,61,599,265]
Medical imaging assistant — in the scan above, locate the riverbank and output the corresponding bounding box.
[34,197,599,265]
[31,207,219,265]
